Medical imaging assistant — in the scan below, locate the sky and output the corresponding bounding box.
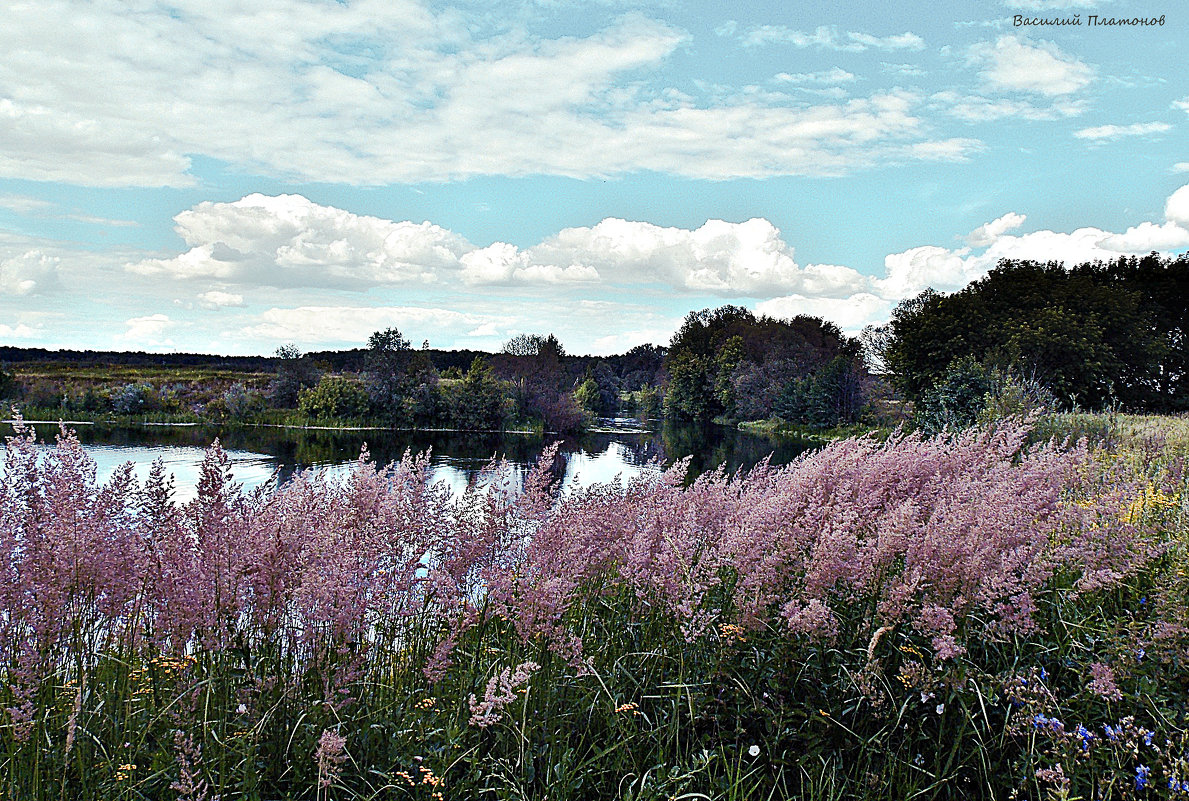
[0,0,1187,357]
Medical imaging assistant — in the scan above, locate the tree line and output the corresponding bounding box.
[875,253,1188,429]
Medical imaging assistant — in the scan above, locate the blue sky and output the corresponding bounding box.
[1,0,1186,355]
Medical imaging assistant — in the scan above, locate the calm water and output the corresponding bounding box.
[9,420,816,502]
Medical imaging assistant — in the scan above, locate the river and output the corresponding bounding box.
[7,419,817,501]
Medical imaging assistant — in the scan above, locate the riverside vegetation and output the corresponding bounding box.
[2,413,1188,800]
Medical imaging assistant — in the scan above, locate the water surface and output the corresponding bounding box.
[11,420,815,501]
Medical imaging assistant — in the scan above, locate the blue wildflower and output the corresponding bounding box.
[1143,730,1154,747]
[1076,724,1094,752]
[1034,714,1048,729]
[1137,648,1146,662]
[1136,764,1150,791]
[1039,667,1049,682]
[1103,723,1119,741]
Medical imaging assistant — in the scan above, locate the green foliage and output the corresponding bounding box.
[203,382,265,424]
[0,368,15,401]
[913,357,992,434]
[775,356,867,430]
[297,375,369,421]
[624,384,661,420]
[446,357,513,431]
[270,344,321,408]
[663,352,714,422]
[109,382,158,415]
[884,259,1172,410]
[665,306,866,425]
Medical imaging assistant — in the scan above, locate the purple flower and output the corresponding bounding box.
[1136,764,1150,791]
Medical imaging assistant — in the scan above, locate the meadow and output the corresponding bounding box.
[1,415,1186,800]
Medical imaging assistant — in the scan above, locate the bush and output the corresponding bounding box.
[109,382,158,415]
[297,375,369,421]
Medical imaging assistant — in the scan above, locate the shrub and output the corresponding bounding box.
[297,375,369,421]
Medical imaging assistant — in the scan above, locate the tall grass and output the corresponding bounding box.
[0,417,1185,799]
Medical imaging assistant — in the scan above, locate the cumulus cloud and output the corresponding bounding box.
[119,314,175,347]
[872,182,1189,300]
[968,35,1093,96]
[755,293,891,332]
[1,249,59,294]
[0,323,37,338]
[196,290,245,309]
[968,212,1026,246]
[1074,122,1172,141]
[128,194,872,298]
[0,3,962,185]
[130,194,472,288]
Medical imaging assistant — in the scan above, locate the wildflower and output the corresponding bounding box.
[315,729,347,790]
[1039,667,1048,682]
[236,703,247,714]
[935,703,945,715]
[1103,724,1119,741]
[748,745,760,757]
[469,661,539,728]
[1034,714,1049,729]
[1143,730,1154,747]
[1075,724,1094,752]
[1088,663,1123,701]
[1136,764,1150,791]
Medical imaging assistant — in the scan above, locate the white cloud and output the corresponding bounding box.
[1166,185,1189,228]
[0,195,54,214]
[932,90,1086,121]
[872,183,1189,300]
[1074,122,1172,141]
[773,68,857,85]
[128,194,872,297]
[755,293,891,332]
[1173,163,1189,174]
[197,290,245,309]
[1172,97,1189,113]
[968,212,1026,246]
[968,35,1093,96]
[1,249,59,295]
[741,25,924,52]
[130,194,472,288]
[119,314,175,347]
[0,4,958,185]
[0,323,37,338]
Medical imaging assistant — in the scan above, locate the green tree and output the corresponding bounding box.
[298,376,369,421]
[363,327,413,422]
[448,358,512,431]
[270,344,320,408]
[884,261,1163,409]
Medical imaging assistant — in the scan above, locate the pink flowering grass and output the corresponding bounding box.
[0,417,1185,800]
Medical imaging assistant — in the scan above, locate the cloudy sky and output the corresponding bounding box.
[1,0,1186,356]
